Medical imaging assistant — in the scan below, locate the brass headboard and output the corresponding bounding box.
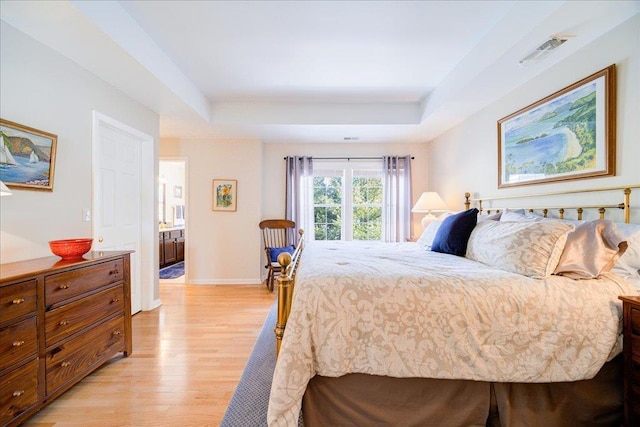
[464,186,640,224]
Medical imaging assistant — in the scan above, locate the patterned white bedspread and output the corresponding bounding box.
[267,241,635,426]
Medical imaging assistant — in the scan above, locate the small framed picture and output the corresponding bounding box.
[174,185,182,198]
[212,179,237,212]
[0,118,58,191]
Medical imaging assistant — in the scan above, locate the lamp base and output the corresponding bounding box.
[421,213,438,229]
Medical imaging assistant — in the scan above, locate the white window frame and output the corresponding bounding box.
[313,160,382,241]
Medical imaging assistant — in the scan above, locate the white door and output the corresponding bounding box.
[93,114,146,314]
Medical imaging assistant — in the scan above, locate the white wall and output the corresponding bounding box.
[0,23,160,291]
[159,160,186,226]
[159,139,430,284]
[159,138,263,284]
[428,14,640,221]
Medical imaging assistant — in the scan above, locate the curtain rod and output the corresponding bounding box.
[283,156,414,160]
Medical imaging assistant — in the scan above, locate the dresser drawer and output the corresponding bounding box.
[0,317,37,371]
[46,315,125,395]
[0,358,38,425]
[45,259,123,307]
[45,285,124,347]
[0,280,37,325]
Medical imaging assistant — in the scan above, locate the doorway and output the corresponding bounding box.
[159,158,187,283]
[92,111,156,313]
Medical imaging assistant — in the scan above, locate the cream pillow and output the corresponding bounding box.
[416,220,443,249]
[466,220,574,278]
[554,220,627,279]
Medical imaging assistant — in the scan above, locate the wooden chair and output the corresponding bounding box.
[259,219,297,291]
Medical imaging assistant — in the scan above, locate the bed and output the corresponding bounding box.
[268,187,640,426]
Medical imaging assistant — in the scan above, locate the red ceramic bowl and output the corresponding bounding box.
[48,238,93,259]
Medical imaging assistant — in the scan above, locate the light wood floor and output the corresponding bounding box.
[25,283,275,426]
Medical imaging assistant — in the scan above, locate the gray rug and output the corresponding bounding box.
[221,302,303,426]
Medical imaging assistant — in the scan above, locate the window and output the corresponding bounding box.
[313,162,383,241]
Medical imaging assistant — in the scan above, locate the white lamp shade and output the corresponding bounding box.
[0,180,12,197]
[412,192,448,228]
[411,192,448,213]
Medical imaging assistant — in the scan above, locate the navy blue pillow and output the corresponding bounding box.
[269,245,295,262]
[431,208,478,256]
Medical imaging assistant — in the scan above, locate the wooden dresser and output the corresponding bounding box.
[620,295,640,427]
[0,251,132,426]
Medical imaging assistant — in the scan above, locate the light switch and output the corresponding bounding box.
[83,208,91,222]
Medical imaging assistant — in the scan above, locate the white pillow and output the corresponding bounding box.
[498,208,535,222]
[466,220,574,278]
[477,211,502,222]
[612,223,640,279]
[416,220,443,250]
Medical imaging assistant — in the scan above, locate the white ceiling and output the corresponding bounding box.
[1,1,638,144]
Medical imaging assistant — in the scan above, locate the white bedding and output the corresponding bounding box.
[267,241,636,426]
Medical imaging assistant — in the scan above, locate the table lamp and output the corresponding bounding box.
[412,192,448,228]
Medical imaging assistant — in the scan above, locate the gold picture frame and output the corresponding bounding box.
[212,179,237,211]
[0,118,58,191]
[498,64,616,188]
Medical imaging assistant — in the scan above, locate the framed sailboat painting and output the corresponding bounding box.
[0,119,58,191]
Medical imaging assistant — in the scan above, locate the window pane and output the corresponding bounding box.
[314,206,343,240]
[327,223,341,240]
[353,206,381,240]
[352,173,382,241]
[314,207,326,224]
[314,224,327,240]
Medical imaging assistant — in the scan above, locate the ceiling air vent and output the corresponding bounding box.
[518,35,573,67]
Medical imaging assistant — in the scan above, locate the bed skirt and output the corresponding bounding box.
[302,355,623,426]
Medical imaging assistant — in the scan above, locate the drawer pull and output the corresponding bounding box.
[13,340,25,347]
[111,298,120,303]
[112,330,121,336]
[12,390,25,397]
[59,284,70,290]
[61,362,71,368]
[59,320,69,326]
[109,269,120,275]
[12,298,25,304]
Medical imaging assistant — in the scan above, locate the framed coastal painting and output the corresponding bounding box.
[498,64,616,188]
[212,179,237,211]
[0,119,58,191]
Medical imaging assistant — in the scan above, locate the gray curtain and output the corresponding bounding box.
[285,156,314,240]
[382,155,412,242]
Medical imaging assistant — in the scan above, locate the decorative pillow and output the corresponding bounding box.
[466,220,574,278]
[499,208,537,222]
[612,223,640,279]
[554,220,628,279]
[269,245,295,262]
[416,220,443,249]
[477,211,502,222]
[431,208,478,256]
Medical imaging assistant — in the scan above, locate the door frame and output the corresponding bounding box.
[92,111,160,312]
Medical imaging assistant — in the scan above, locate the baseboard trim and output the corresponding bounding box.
[188,278,262,285]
